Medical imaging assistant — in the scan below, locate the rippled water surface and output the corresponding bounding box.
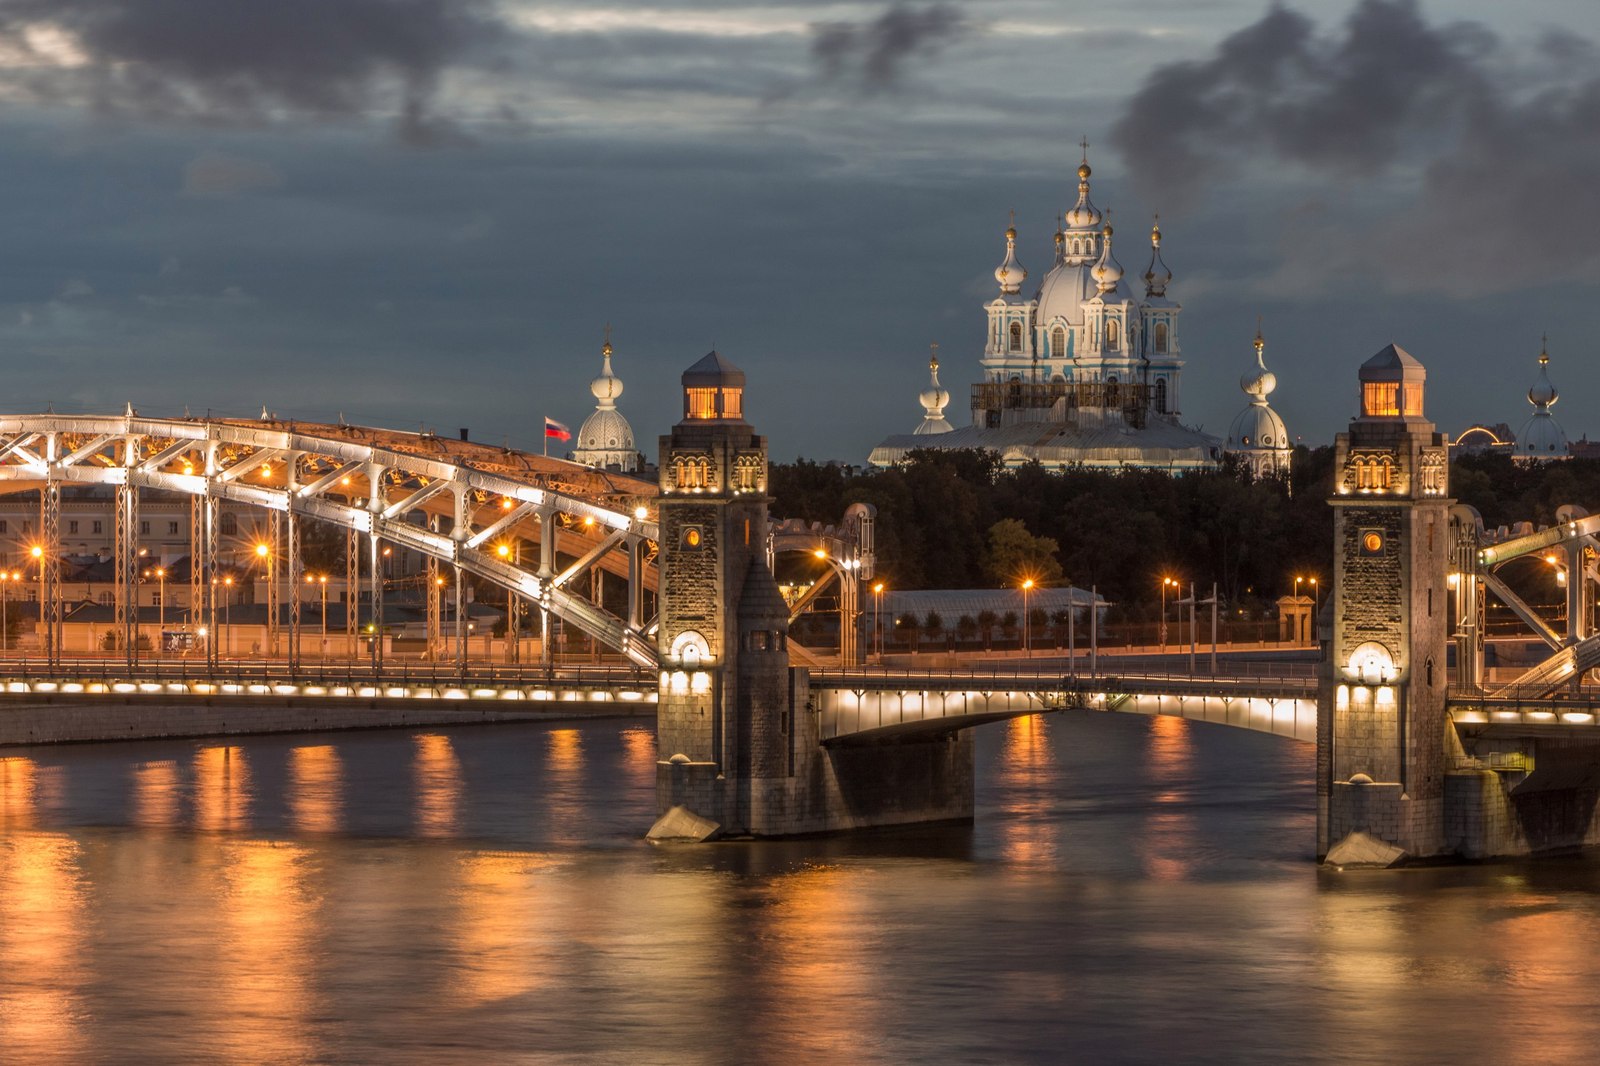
[3,711,1600,1065]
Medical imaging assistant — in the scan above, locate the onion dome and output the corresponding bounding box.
[590,334,623,408]
[574,331,638,469]
[915,344,953,435]
[1227,327,1290,458]
[1528,338,1558,408]
[994,223,1027,295]
[1517,337,1569,461]
[1240,327,1276,400]
[1053,217,1066,265]
[1090,223,1124,293]
[1063,160,1102,231]
[1143,219,1172,298]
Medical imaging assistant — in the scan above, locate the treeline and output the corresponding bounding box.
[769,448,1600,617]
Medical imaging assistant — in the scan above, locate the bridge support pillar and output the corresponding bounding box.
[651,354,972,840]
[1320,347,1454,864]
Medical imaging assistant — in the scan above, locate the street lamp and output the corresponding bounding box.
[223,574,234,656]
[0,569,17,655]
[1160,576,1178,650]
[151,567,166,655]
[30,545,45,659]
[1021,578,1035,658]
[872,581,884,661]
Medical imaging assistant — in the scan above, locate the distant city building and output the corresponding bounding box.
[1224,327,1292,479]
[1514,339,1569,464]
[869,149,1220,471]
[571,331,641,473]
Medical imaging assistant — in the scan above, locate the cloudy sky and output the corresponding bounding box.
[0,0,1597,462]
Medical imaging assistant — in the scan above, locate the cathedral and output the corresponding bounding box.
[869,151,1289,475]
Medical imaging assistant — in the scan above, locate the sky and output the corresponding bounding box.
[0,0,1597,463]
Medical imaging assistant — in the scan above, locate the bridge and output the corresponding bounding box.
[7,346,1600,861]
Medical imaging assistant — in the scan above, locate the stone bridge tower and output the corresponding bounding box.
[1320,345,1454,862]
[652,352,794,837]
[651,352,974,840]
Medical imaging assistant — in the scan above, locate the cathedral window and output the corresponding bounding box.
[1009,322,1023,352]
[1106,318,1120,351]
[1155,322,1168,353]
[1051,326,1066,358]
[1105,375,1120,408]
[1155,378,1168,414]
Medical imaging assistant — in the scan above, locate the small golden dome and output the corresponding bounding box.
[1102,223,1113,238]
[1005,226,1017,240]
[1078,162,1091,180]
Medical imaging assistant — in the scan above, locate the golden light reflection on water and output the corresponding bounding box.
[619,726,655,786]
[758,866,883,1058]
[0,755,36,830]
[133,759,180,828]
[213,839,319,1064]
[1141,714,1198,881]
[414,733,461,837]
[544,728,586,846]
[0,829,87,1059]
[289,745,344,834]
[994,714,1059,866]
[194,745,251,833]
[452,851,560,1007]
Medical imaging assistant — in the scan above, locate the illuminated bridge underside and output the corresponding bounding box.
[0,413,661,667]
[814,675,1318,744]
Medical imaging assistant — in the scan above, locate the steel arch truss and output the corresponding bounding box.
[0,413,662,668]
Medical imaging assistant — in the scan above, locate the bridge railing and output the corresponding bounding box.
[814,658,1318,694]
[0,656,655,691]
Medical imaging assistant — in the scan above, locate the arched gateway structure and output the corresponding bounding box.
[0,412,661,669]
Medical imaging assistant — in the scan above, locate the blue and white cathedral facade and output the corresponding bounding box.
[870,154,1232,471]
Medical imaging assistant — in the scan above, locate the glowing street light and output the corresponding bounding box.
[1021,577,1035,658]
[872,581,885,661]
[1160,576,1179,650]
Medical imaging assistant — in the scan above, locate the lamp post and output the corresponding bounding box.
[872,582,884,662]
[1021,578,1035,658]
[0,570,14,655]
[154,567,166,654]
[319,575,329,656]
[255,542,272,658]
[1160,576,1178,651]
[223,575,234,657]
[498,541,518,662]
[30,545,44,660]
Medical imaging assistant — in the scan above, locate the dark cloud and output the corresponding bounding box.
[812,4,967,89]
[0,0,516,142]
[1110,0,1600,295]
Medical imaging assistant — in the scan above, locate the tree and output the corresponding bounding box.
[923,611,944,646]
[897,613,921,652]
[976,609,998,650]
[956,614,978,646]
[1000,610,1019,644]
[984,518,1064,587]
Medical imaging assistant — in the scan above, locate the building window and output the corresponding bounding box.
[68,521,78,534]
[686,387,718,420]
[140,521,149,535]
[221,514,237,536]
[1155,378,1168,414]
[0,521,6,534]
[1051,326,1066,358]
[92,521,102,535]
[152,591,162,607]
[1155,322,1169,353]
[168,521,179,535]
[720,387,742,420]
[1106,318,1120,351]
[1009,322,1023,352]
[98,591,112,606]
[1105,375,1120,408]
[674,456,709,490]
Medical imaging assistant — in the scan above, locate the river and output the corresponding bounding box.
[2,711,1598,1065]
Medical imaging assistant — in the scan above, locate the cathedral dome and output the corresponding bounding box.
[994,225,1027,294]
[1228,402,1288,451]
[578,407,636,454]
[1143,221,1172,298]
[1240,331,1276,400]
[1035,262,1092,328]
[1064,162,1101,231]
[1090,224,1125,292]
[1225,328,1292,474]
[915,347,953,435]
[1516,340,1568,461]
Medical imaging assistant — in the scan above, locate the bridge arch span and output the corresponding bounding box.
[0,413,662,667]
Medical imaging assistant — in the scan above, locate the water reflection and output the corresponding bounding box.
[133,759,180,828]
[213,840,319,1063]
[619,726,655,788]
[0,755,35,830]
[992,714,1060,866]
[0,831,86,1059]
[1141,714,1198,881]
[289,745,343,834]
[413,733,460,837]
[194,745,251,833]
[544,728,585,846]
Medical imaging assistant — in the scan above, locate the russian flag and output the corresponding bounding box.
[544,417,572,442]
